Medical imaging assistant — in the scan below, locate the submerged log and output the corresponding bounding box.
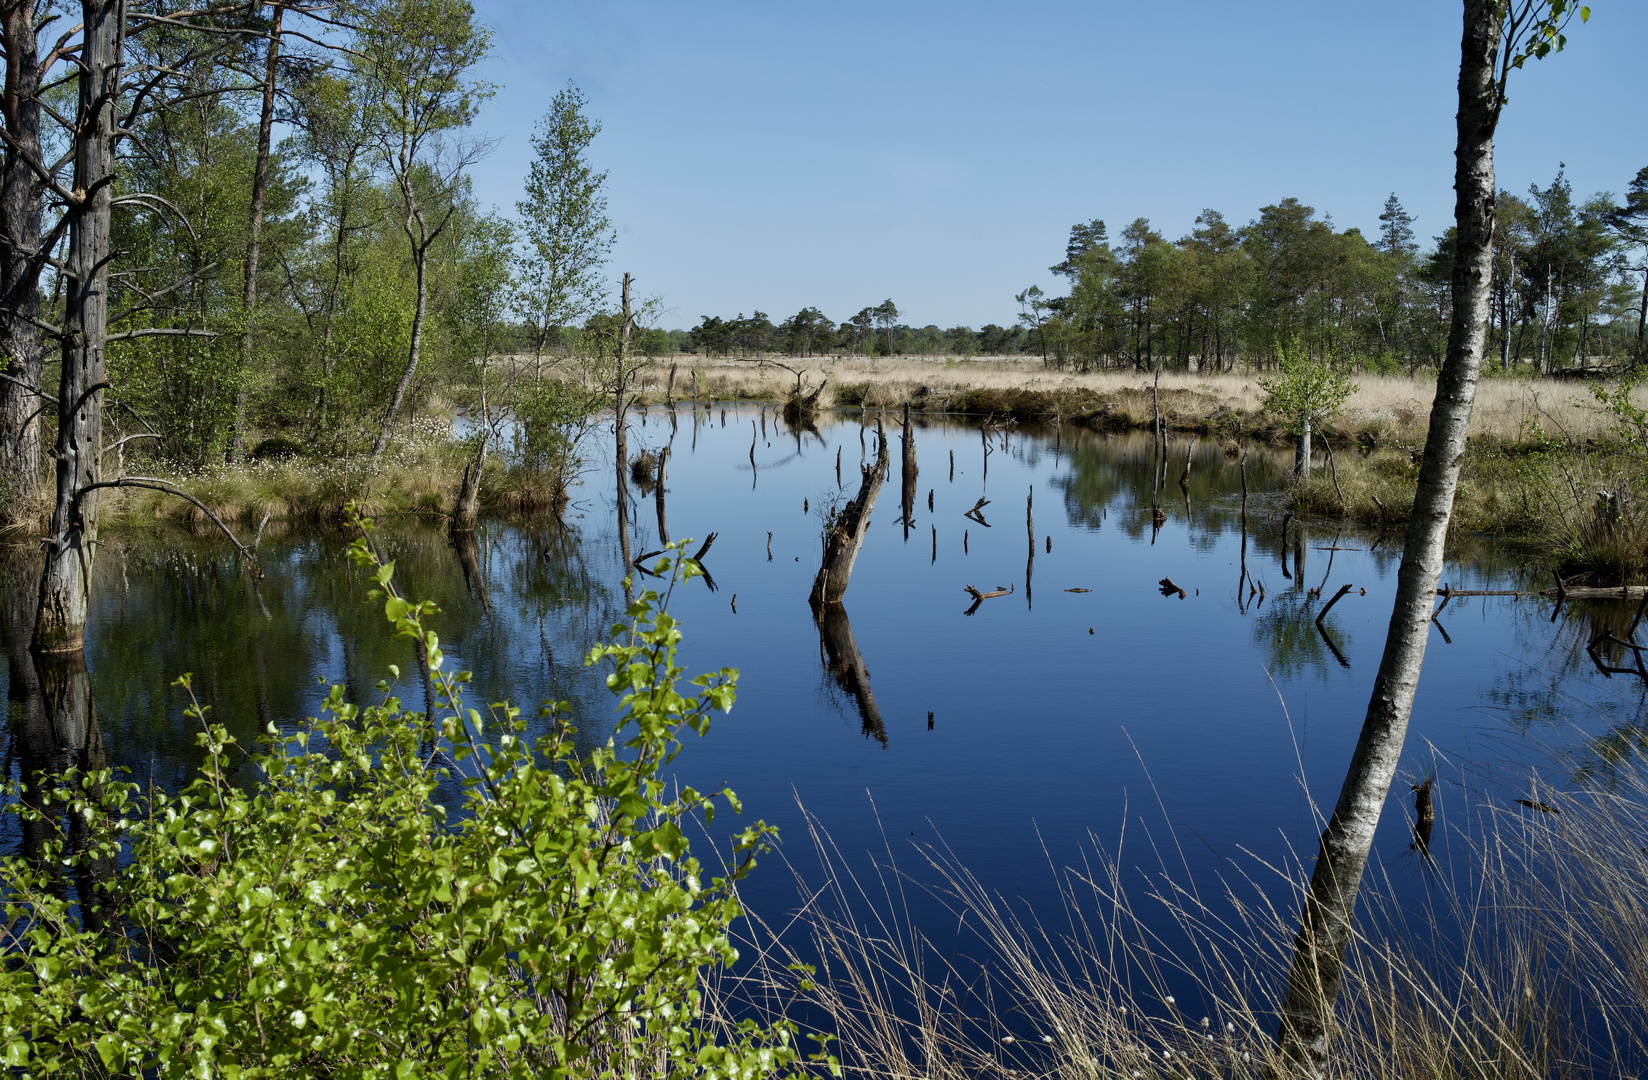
[810,419,888,606]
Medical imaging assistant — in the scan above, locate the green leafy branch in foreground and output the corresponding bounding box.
[0,511,833,1079]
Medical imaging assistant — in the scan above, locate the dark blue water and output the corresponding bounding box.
[7,402,1644,1005]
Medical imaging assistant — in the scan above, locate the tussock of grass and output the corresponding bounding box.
[1292,444,1648,582]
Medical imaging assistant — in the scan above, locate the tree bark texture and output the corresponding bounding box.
[810,418,887,607]
[0,0,44,514]
[1272,5,1503,1075]
[230,1,283,462]
[35,0,120,653]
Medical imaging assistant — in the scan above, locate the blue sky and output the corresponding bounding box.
[463,1,1642,330]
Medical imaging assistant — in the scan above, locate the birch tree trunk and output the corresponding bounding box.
[229,2,283,463]
[0,0,44,516]
[35,0,119,653]
[1272,4,1505,1073]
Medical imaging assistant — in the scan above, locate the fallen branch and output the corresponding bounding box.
[963,584,1013,601]
[73,477,256,565]
[1158,577,1187,599]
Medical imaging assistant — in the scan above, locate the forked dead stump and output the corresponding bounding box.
[810,419,888,606]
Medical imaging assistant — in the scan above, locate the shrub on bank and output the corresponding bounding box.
[0,526,823,1079]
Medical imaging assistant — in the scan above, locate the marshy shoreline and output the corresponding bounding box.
[17,355,1648,584]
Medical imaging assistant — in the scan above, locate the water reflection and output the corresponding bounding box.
[2,548,117,931]
[815,603,885,747]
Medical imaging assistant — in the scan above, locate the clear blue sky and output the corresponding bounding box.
[463,0,1643,331]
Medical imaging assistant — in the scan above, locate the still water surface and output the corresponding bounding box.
[7,403,1646,984]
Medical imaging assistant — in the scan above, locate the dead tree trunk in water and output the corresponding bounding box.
[0,0,46,516]
[35,0,120,654]
[1274,4,1530,1073]
[900,401,916,541]
[810,418,887,607]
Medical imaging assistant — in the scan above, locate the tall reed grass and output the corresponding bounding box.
[717,759,1648,1079]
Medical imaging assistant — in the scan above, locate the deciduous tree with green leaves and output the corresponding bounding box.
[514,82,615,380]
[0,521,832,1079]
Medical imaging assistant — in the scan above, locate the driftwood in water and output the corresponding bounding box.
[810,420,888,606]
[1438,581,1648,600]
[963,583,1013,616]
[816,602,886,746]
[963,496,991,526]
[1158,577,1187,599]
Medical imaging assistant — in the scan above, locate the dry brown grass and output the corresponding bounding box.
[624,356,1644,446]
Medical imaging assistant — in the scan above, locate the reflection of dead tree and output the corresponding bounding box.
[899,402,917,539]
[815,602,886,746]
[1587,595,1648,679]
[810,420,887,607]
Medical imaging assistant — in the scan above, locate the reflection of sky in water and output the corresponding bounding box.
[4,403,1645,995]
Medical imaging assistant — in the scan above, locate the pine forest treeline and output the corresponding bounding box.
[689,175,1647,372]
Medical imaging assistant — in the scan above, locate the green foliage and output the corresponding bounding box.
[516,378,602,502]
[1591,371,1648,452]
[514,83,615,358]
[0,521,827,1079]
[1258,338,1359,433]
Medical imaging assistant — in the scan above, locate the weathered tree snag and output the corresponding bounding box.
[0,0,45,516]
[816,601,885,746]
[900,401,916,541]
[809,418,887,607]
[1273,4,1520,1074]
[35,0,120,653]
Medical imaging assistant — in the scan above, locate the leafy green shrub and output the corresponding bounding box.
[1258,338,1358,434]
[515,377,600,508]
[0,520,826,1079]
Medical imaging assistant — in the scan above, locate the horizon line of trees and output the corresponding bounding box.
[656,171,1648,373]
[1026,172,1647,375]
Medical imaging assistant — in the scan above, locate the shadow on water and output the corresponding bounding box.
[1,548,118,930]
